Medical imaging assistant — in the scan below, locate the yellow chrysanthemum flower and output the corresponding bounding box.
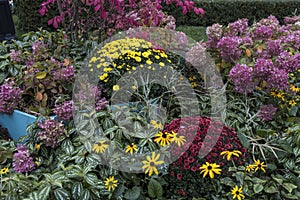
[169,131,186,147]
[142,152,164,176]
[220,150,242,161]
[104,176,118,191]
[125,143,138,155]
[92,140,109,153]
[113,85,120,91]
[199,162,221,179]
[252,159,267,172]
[153,131,172,147]
[0,167,9,175]
[231,186,245,200]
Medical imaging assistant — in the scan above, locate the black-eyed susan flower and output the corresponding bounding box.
[231,185,245,200]
[154,131,172,147]
[246,164,254,172]
[170,131,186,147]
[142,152,164,176]
[289,100,297,106]
[252,159,267,172]
[0,167,9,175]
[150,120,163,130]
[92,140,109,153]
[199,162,221,179]
[125,143,138,155]
[220,150,242,161]
[104,176,118,191]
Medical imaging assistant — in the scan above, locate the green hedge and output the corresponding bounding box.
[164,0,300,26]
[14,0,57,37]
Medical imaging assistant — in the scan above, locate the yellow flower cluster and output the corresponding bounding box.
[270,89,298,108]
[153,131,186,147]
[246,159,267,173]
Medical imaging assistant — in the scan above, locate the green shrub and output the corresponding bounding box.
[164,0,300,26]
[14,0,56,36]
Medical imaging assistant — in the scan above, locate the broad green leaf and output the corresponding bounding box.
[237,132,250,148]
[54,188,70,200]
[148,179,163,198]
[80,190,91,200]
[253,184,264,194]
[264,185,278,193]
[72,182,83,200]
[124,186,141,200]
[35,71,47,79]
[282,183,297,193]
[38,185,51,200]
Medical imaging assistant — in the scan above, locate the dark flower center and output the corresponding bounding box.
[236,191,240,195]
[207,166,212,170]
[162,133,167,138]
[150,162,155,166]
[258,164,261,168]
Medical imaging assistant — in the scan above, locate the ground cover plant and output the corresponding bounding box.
[1,1,300,199]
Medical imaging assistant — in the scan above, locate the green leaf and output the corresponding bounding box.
[264,185,278,194]
[282,183,297,193]
[38,185,51,200]
[35,71,47,79]
[253,184,264,194]
[289,106,298,117]
[72,182,83,200]
[80,190,91,200]
[237,132,250,148]
[54,188,70,200]
[84,173,98,186]
[148,179,163,198]
[124,186,141,200]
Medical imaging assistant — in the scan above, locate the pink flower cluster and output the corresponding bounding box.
[39,0,204,36]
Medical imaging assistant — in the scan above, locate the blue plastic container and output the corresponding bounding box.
[0,110,36,140]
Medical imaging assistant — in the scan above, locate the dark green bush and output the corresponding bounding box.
[164,0,300,26]
[14,0,56,36]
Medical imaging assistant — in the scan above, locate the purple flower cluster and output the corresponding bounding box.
[95,87,108,111]
[217,36,242,62]
[10,49,22,62]
[53,65,75,81]
[284,16,300,24]
[13,144,35,173]
[266,39,282,56]
[252,15,280,40]
[253,58,275,80]
[281,30,300,50]
[32,41,47,55]
[276,51,300,73]
[206,23,223,48]
[38,119,65,148]
[267,68,288,91]
[226,18,248,36]
[0,80,23,113]
[53,100,73,120]
[258,104,277,122]
[229,64,256,94]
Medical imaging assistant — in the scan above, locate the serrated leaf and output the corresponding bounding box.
[148,179,163,198]
[124,186,141,200]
